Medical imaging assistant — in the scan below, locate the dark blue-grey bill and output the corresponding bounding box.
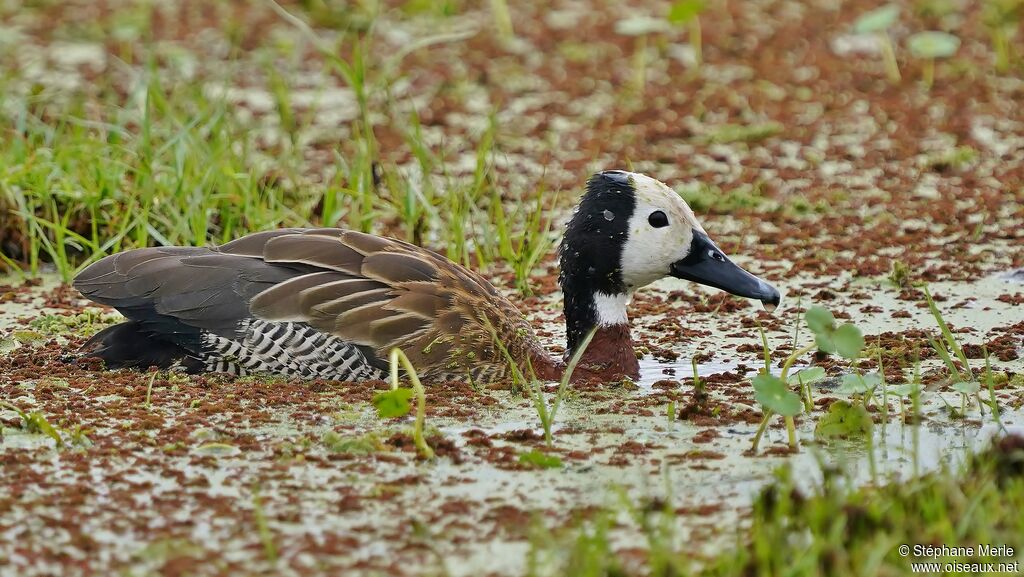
[670,232,781,311]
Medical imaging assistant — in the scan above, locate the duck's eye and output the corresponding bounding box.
[648,211,669,228]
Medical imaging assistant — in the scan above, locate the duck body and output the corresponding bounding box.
[74,171,780,383]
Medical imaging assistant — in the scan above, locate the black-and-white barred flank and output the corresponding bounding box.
[195,320,385,381]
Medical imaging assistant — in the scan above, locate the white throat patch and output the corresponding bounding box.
[593,292,629,326]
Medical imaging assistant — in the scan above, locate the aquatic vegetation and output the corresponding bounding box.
[983,0,1023,73]
[907,31,961,89]
[251,485,279,564]
[854,4,902,82]
[29,311,121,338]
[495,327,597,447]
[677,182,767,214]
[322,431,387,455]
[750,306,860,452]
[491,183,558,297]
[667,0,706,68]
[922,285,973,382]
[0,402,63,448]
[528,435,1024,576]
[814,400,873,440]
[518,449,563,469]
[3,1,1023,574]
[805,306,865,360]
[374,347,434,459]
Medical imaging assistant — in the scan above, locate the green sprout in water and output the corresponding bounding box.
[922,285,972,382]
[907,31,961,89]
[615,16,672,95]
[805,306,865,359]
[983,0,1022,74]
[667,0,706,69]
[490,321,597,447]
[750,306,866,452]
[518,449,563,469]
[920,285,1001,422]
[750,322,823,452]
[854,3,902,83]
[1,402,63,448]
[372,347,434,459]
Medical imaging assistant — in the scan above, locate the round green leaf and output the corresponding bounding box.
[838,374,868,394]
[854,4,900,34]
[815,332,837,355]
[951,381,981,394]
[805,306,836,336]
[861,372,883,388]
[815,401,873,440]
[668,0,706,24]
[834,323,865,359]
[787,366,827,385]
[373,388,413,418]
[837,372,882,394]
[908,31,960,59]
[753,373,803,416]
[886,383,919,397]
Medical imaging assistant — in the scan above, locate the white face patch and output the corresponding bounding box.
[619,173,703,290]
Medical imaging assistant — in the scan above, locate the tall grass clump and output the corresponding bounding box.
[1,68,314,281]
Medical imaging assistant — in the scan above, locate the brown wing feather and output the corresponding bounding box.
[263,234,363,273]
[310,288,394,318]
[247,229,546,381]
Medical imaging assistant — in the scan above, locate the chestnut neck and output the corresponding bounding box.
[531,289,639,382]
[572,323,639,381]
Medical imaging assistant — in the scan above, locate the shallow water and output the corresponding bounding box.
[1,269,1023,576]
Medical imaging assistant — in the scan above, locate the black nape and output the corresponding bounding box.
[558,171,637,354]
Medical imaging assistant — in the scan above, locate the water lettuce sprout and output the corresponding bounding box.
[750,306,867,451]
[0,402,63,448]
[372,347,434,459]
[667,0,706,68]
[853,3,902,83]
[907,31,961,89]
[749,343,819,452]
[251,485,279,564]
[489,0,514,42]
[750,319,824,452]
[805,306,865,359]
[983,0,1022,74]
[615,16,672,95]
[491,323,597,447]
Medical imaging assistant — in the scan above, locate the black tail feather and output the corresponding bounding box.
[80,321,199,371]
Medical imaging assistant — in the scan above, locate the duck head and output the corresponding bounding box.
[558,170,781,374]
